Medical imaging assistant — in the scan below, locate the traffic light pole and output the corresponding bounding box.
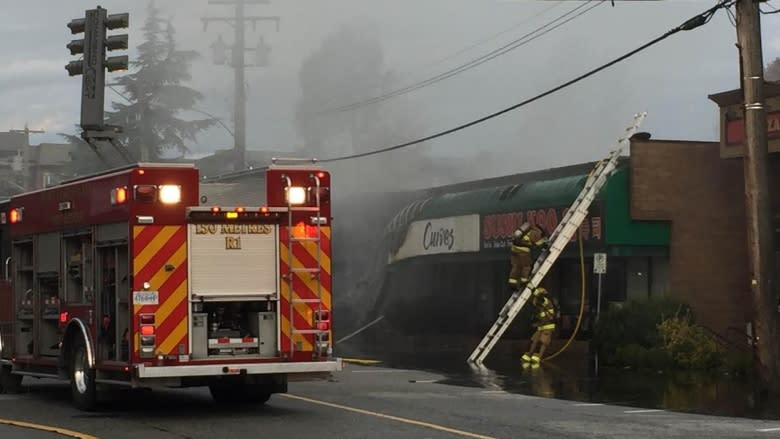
[734,0,779,393]
[66,6,133,167]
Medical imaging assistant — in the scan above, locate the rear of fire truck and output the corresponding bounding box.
[131,164,341,402]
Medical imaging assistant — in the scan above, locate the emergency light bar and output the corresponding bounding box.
[187,206,282,222]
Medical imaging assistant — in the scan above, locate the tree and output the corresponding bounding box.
[104,0,214,162]
[767,57,780,82]
[294,24,453,193]
[58,129,104,176]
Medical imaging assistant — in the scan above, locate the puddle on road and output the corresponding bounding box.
[339,347,780,420]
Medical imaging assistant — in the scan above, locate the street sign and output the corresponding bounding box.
[594,252,607,274]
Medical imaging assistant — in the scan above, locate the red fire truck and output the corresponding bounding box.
[0,162,341,410]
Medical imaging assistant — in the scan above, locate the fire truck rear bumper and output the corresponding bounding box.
[134,358,343,379]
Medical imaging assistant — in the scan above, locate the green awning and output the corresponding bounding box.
[414,173,594,220]
[384,160,671,255]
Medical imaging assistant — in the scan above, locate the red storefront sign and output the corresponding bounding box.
[481,203,604,250]
[725,110,780,145]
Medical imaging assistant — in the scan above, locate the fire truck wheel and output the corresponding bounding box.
[70,340,97,411]
[243,384,271,404]
[0,365,22,394]
[208,383,271,405]
[208,383,236,404]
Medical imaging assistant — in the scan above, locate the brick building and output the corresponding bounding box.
[629,82,780,342]
[368,83,780,348]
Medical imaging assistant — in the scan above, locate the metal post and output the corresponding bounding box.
[233,0,246,172]
[596,273,603,322]
[735,0,779,391]
[203,0,279,173]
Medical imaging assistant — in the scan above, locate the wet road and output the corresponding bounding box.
[2,364,780,438]
[337,341,780,421]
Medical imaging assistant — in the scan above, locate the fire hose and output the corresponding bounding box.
[542,228,586,362]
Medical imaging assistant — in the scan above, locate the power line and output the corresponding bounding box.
[316,0,731,163]
[411,1,567,76]
[314,0,604,115]
[311,1,568,112]
[204,0,731,182]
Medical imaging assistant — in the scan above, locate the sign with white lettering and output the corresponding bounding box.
[133,290,159,306]
[188,223,278,298]
[390,215,480,263]
[480,202,605,250]
[594,253,607,274]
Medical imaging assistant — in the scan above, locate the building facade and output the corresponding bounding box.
[374,83,780,348]
[377,160,671,341]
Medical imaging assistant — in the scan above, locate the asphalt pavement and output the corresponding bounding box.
[0,425,66,439]
[1,364,779,438]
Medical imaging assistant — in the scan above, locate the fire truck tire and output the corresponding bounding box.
[70,339,97,411]
[243,384,272,404]
[0,365,22,394]
[208,383,271,405]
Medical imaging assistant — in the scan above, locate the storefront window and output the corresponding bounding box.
[651,256,670,297]
[626,257,650,301]
[602,258,627,304]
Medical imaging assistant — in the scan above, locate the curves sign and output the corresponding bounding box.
[390,214,480,263]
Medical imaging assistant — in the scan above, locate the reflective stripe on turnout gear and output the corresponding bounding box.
[508,278,518,285]
[538,323,555,330]
[534,239,546,246]
[511,245,530,253]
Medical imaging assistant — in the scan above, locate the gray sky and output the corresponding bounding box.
[1,0,779,179]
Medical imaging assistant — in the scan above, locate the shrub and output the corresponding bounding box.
[657,314,723,370]
[592,296,690,364]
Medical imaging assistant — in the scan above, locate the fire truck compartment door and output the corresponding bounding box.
[188,223,278,301]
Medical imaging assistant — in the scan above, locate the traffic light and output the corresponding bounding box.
[65,7,129,130]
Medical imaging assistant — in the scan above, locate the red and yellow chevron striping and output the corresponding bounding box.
[279,225,332,355]
[132,225,189,359]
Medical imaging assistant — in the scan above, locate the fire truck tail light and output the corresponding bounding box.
[141,325,155,336]
[285,186,306,205]
[111,187,128,205]
[158,185,181,204]
[140,335,156,346]
[59,311,69,324]
[314,310,330,331]
[134,185,157,202]
[139,314,155,324]
[9,208,22,224]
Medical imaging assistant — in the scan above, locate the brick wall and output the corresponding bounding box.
[629,138,751,339]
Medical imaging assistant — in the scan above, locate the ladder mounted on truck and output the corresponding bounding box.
[467,112,647,366]
[281,167,327,357]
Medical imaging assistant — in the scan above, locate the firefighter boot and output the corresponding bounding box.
[522,353,532,363]
[530,354,541,364]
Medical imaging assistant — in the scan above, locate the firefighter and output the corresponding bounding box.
[507,222,548,291]
[522,287,557,364]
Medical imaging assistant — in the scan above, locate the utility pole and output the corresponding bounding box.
[734,0,779,392]
[203,0,277,172]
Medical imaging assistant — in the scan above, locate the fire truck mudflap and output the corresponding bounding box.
[135,359,342,379]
